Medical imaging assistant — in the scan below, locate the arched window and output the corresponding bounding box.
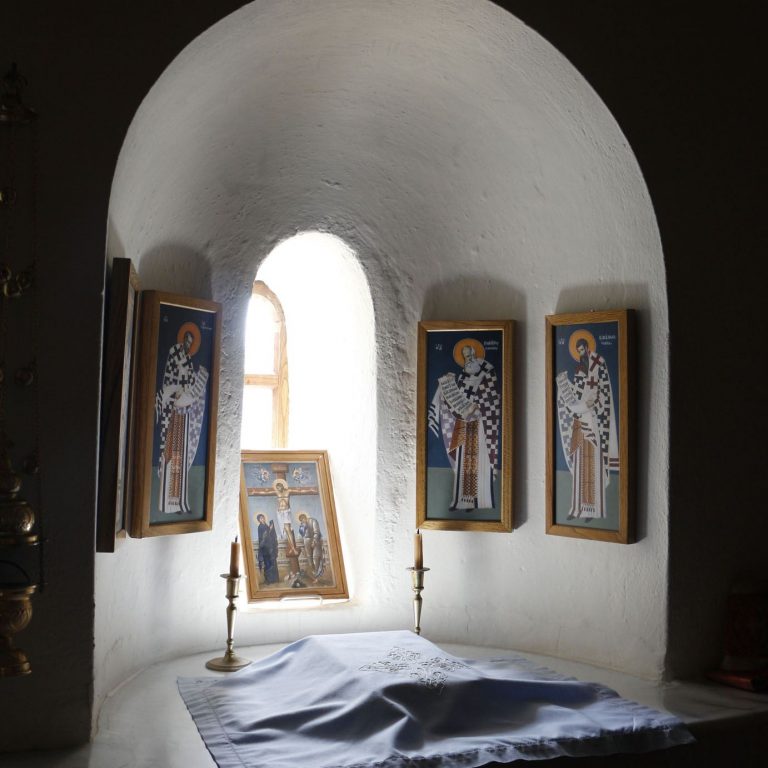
[241,280,288,448]
[240,232,376,603]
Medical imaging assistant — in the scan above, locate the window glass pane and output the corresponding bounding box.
[244,292,278,374]
[241,385,274,448]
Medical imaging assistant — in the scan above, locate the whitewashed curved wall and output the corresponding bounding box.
[97,0,668,709]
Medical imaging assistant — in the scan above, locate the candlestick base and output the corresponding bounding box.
[206,651,252,672]
[406,567,430,635]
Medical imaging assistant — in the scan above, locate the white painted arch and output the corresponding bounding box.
[98,0,668,712]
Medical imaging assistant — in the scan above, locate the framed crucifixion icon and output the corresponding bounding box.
[239,450,348,602]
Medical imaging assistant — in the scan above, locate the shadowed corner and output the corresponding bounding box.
[137,244,214,298]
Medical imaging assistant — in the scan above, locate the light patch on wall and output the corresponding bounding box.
[251,231,377,604]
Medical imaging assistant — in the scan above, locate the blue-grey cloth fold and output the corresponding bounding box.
[178,630,693,768]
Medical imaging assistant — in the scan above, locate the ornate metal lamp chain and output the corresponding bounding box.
[0,118,14,433]
[28,116,42,542]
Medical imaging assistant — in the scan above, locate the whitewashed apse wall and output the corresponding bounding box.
[98,0,668,713]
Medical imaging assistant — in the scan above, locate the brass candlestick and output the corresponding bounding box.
[0,454,40,677]
[0,584,37,677]
[206,574,252,672]
[406,567,430,635]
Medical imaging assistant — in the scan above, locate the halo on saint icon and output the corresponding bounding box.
[568,329,596,361]
[452,337,486,367]
[177,321,202,356]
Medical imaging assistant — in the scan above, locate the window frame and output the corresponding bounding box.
[243,280,288,448]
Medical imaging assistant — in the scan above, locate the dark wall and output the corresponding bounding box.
[0,0,246,749]
[497,0,768,676]
[0,0,764,749]
[655,3,765,678]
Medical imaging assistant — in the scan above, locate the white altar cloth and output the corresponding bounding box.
[178,630,693,768]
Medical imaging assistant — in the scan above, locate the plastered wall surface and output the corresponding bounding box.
[97,0,669,716]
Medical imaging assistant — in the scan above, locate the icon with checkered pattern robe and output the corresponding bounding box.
[555,339,618,520]
[428,343,500,510]
[155,331,209,515]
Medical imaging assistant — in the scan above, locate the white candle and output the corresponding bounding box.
[229,537,240,578]
[414,530,423,570]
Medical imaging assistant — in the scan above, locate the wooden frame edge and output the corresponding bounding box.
[97,258,139,552]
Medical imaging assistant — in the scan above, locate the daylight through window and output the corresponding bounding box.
[241,280,288,449]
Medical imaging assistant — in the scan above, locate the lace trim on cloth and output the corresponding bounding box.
[360,646,469,692]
